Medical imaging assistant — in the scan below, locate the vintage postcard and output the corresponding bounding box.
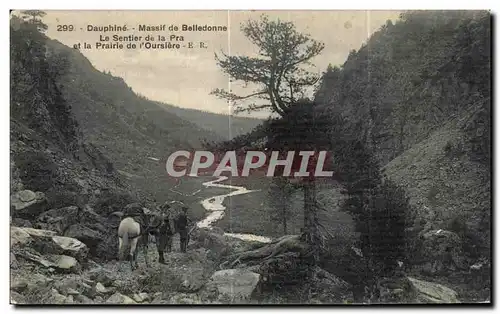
[9,9,491,305]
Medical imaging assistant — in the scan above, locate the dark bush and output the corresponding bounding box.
[15,151,58,192]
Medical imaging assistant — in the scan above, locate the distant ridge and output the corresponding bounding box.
[158,103,265,140]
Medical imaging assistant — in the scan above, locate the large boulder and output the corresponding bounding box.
[168,293,203,304]
[11,218,33,228]
[105,292,137,304]
[86,267,117,286]
[42,288,75,304]
[132,292,150,303]
[53,277,94,297]
[15,250,81,274]
[35,206,80,234]
[306,267,352,303]
[408,277,460,303]
[52,235,89,262]
[10,227,89,262]
[36,205,107,234]
[94,227,119,261]
[419,229,466,275]
[10,190,47,218]
[190,228,229,260]
[11,227,35,247]
[206,269,260,303]
[64,224,104,255]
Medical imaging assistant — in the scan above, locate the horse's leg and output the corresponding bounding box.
[118,237,123,260]
[130,237,139,270]
[117,237,124,271]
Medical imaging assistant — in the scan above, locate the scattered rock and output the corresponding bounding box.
[11,227,34,247]
[419,229,466,275]
[132,292,149,303]
[64,224,103,254]
[207,269,260,302]
[105,292,137,304]
[46,288,74,304]
[11,217,33,228]
[178,266,206,292]
[150,292,165,304]
[67,288,80,296]
[54,255,79,270]
[169,293,202,304]
[10,252,19,269]
[10,190,47,218]
[53,277,93,297]
[35,206,80,234]
[376,276,415,303]
[87,267,116,286]
[11,226,89,263]
[94,282,110,295]
[408,277,460,303]
[51,235,89,262]
[11,277,29,293]
[95,229,119,261]
[191,229,229,260]
[47,254,81,273]
[17,227,57,238]
[74,294,94,304]
[10,291,27,304]
[307,267,352,303]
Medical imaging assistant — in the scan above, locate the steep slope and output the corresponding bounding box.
[46,38,222,175]
[159,104,265,139]
[315,10,490,165]
[10,18,129,209]
[383,104,491,257]
[40,38,226,204]
[313,10,491,254]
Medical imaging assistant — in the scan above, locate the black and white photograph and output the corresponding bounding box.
[8,8,492,305]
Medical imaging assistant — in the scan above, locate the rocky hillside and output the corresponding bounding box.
[10,17,130,210]
[313,10,491,301]
[10,221,462,304]
[159,104,265,140]
[45,38,223,176]
[315,10,491,252]
[383,106,491,257]
[315,10,490,165]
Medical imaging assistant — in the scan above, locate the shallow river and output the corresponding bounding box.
[195,176,272,243]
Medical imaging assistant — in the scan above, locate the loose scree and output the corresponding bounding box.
[165,150,334,178]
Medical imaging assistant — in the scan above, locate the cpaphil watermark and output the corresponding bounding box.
[165,150,334,178]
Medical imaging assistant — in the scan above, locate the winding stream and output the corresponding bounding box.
[196,176,272,243]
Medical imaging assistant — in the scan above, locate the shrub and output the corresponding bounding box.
[15,151,58,192]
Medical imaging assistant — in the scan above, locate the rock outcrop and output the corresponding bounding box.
[11,190,47,219]
[419,229,466,275]
[408,277,460,303]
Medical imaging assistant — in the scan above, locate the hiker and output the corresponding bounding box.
[149,201,174,264]
[176,204,191,253]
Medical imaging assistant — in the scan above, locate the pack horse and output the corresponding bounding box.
[117,203,150,270]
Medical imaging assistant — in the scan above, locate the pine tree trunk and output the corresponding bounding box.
[303,180,319,265]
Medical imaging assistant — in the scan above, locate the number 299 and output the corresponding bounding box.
[57,25,74,31]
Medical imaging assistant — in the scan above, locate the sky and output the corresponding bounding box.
[36,10,401,118]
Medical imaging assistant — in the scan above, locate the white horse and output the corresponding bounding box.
[117,216,149,270]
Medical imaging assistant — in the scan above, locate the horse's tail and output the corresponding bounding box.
[119,231,129,260]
